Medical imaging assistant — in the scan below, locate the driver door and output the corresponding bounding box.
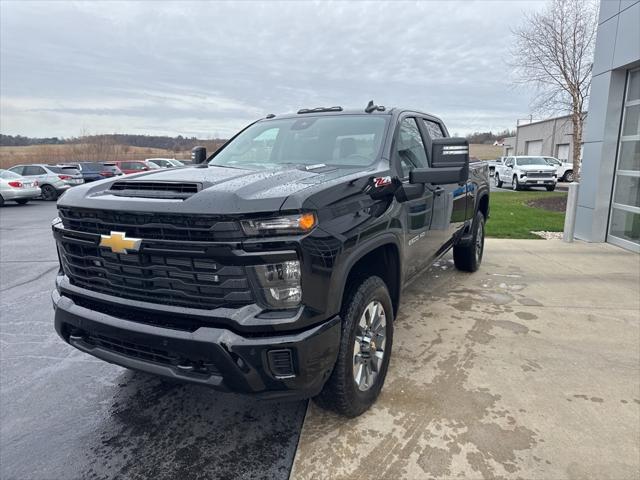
[393,117,437,280]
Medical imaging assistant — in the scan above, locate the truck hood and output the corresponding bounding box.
[57,165,365,215]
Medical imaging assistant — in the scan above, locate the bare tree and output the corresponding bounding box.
[511,0,598,180]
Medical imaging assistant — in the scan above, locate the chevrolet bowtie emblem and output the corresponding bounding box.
[99,231,142,254]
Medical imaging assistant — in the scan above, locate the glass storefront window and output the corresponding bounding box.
[608,68,640,251]
[609,208,640,244]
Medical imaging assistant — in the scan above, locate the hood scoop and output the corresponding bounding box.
[109,181,201,199]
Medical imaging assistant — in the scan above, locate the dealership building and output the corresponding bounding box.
[502,114,584,161]
[575,0,639,252]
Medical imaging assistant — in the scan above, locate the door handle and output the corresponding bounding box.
[434,187,444,196]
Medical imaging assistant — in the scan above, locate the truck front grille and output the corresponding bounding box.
[58,238,253,309]
[526,172,554,179]
[58,207,244,242]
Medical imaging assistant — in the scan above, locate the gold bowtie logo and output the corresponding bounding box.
[99,231,142,254]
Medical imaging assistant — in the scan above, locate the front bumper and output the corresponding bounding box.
[521,178,556,185]
[52,287,341,400]
[2,187,41,200]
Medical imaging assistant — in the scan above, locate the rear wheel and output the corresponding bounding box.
[454,210,485,272]
[564,171,574,182]
[314,276,393,417]
[15,199,29,205]
[41,184,58,201]
[495,174,503,188]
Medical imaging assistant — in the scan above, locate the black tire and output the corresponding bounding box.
[546,185,556,191]
[41,184,58,201]
[314,276,394,417]
[453,210,485,273]
[512,175,521,191]
[15,199,29,205]
[495,174,503,188]
[0,195,4,207]
[564,171,574,182]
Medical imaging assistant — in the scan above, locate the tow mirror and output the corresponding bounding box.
[409,137,469,185]
[191,146,207,164]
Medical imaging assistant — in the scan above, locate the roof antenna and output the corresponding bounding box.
[365,100,385,113]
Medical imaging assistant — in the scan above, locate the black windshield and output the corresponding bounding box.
[210,115,389,170]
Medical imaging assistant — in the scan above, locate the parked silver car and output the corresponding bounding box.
[0,169,41,206]
[9,164,84,200]
[145,158,186,168]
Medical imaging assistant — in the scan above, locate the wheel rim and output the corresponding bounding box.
[353,300,386,392]
[42,186,55,200]
[476,221,484,262]
[512,178,517,190]
[566,172,574,182]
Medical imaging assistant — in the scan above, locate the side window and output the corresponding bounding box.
[422,119,444,139]
[394,118,428,178]
[23,166,45,175]
[9,166,24,175]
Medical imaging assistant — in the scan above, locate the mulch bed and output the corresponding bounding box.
[526,196,567,212]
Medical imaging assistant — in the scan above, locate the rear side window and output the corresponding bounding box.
[80,163,104,172]
[422,119,444,139]
[23,166,46,175]
[121,162,146,170]
[394,118,428,177]
[9,166,24,175]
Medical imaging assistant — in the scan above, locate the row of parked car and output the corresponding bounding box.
[0,158,186,206]
[486,155,576,191]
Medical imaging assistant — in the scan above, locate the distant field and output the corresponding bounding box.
[0,144,190,168]
[469,144,502,160]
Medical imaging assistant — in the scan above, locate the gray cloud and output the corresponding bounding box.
[1,0,543,138]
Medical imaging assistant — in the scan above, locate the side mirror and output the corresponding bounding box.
[191,146,207,164]
[409,137,469,185]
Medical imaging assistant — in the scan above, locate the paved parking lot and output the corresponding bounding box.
[292,239,640,479]
[0,202,305,480]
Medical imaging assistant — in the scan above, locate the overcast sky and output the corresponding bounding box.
[1,0,546,139]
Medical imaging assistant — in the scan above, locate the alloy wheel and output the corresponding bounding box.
[353,301,387,392]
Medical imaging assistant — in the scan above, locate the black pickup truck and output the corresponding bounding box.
[52,103,489,417]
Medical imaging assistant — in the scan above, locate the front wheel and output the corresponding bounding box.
[512,175,521,191]
[314,276,394,417]
[453,210,485,272]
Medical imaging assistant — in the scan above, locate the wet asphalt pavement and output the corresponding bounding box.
[0,202,306,480]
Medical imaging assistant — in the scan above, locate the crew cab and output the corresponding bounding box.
[494,155,557,191]
[543,156,575,182]
[51,103,490,417]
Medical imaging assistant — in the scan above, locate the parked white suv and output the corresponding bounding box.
[543,157,575,182]
[495,156,557,191]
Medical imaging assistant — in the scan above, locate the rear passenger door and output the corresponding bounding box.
[22,166,48,184]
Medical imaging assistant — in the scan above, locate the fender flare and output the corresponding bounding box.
[325,232,403,316]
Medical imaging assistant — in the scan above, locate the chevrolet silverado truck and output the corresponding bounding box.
[52,103,490,417]
[494,155,557,191]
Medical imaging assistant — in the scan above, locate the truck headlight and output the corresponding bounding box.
[252,260,302,308]
[241,213,316,236]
